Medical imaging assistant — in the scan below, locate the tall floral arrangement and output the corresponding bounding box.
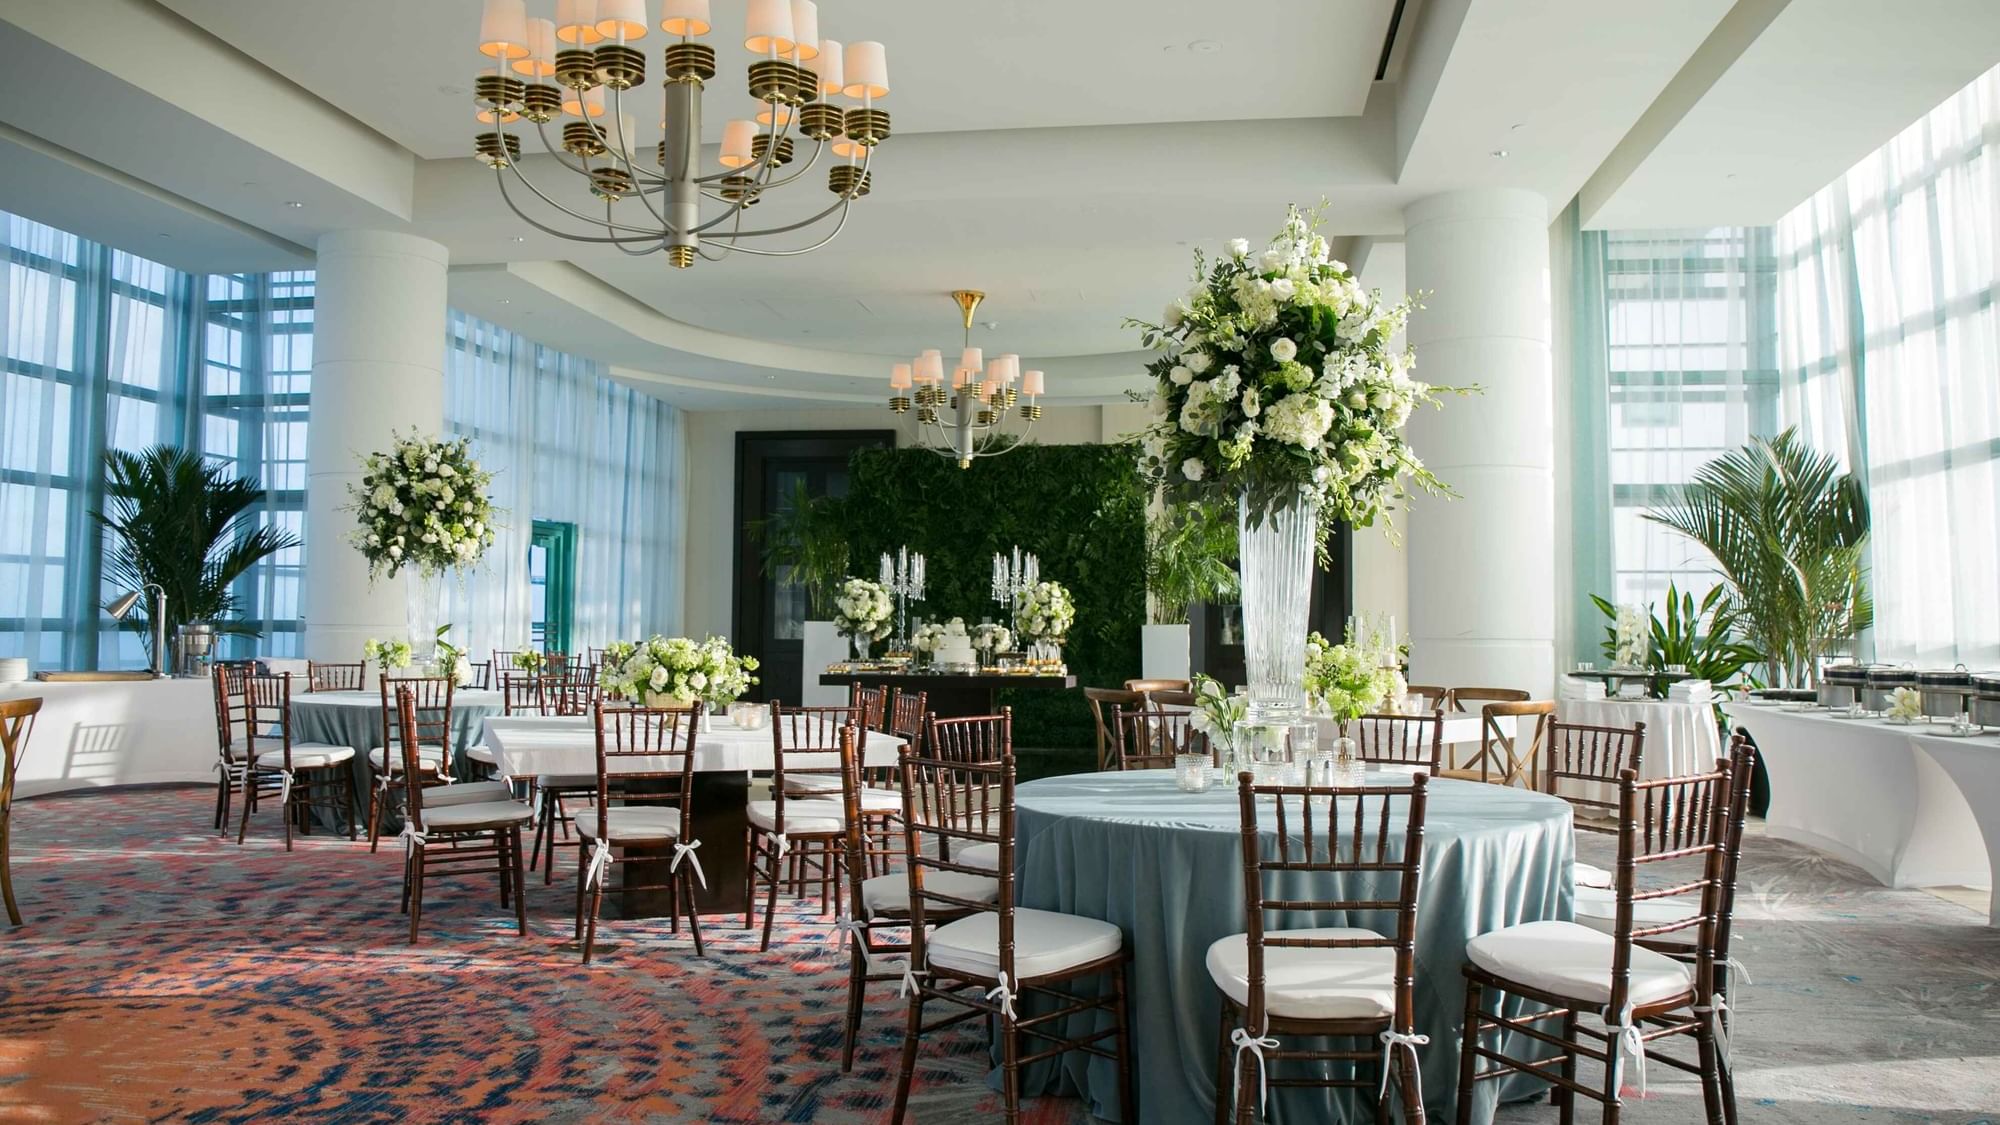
[1015,580,1075,643]
[1303,631,1397,722]
[597,635,759,708]
[347,430,498,580]
[832,577,894,642]
[1126,205,1449,537]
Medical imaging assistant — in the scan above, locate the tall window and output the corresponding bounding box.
[0,211,313,668]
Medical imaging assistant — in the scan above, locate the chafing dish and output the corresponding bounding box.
[1972,673,2000,730]
[1818,664,1872,709]
[1914,666,1972,721]
[1860,665,1915,713]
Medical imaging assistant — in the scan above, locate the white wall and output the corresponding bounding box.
[681,403,1147,641]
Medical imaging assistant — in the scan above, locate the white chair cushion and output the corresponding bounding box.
[425,781,516,807]
[1571,885,1703,945]
[1466,919,1693,1008]
[571,805,684,842]
[463,744,497,765]
[1573,861,1615,889]
[368,745,449,773]
[927,908,1122,981]
[748,799,844,836]
[420,799,533,831]
[1204,927,1397,1020]
[861,870,1001,918]
[255,744,354,769]
[957,841,1001,872]
[783,773,843,795]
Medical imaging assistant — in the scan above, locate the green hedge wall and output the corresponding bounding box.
[837,443,1147,749]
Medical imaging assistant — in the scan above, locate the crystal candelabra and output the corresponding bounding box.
[879,546,925,650]
[990,546,1038,636]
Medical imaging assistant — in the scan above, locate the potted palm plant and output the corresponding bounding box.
[94,445,300,670]
[1644,428,1871,689]
[1142,499,1239,681]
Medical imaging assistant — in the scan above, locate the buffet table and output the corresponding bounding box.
[1,678,217,798]
[1727,703,1994,921]
[816,670,1076,718]
[1559,697,1725,779]
[1010,769,1575,1123]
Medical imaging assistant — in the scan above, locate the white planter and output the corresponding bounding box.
[1142,623,1192,683]
[801,620,848,706]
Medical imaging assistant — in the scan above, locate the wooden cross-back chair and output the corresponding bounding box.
[890,735,1136,1125]
[1456,760,1738,1124]
[1404,684,1450,714]
[1439,700,1557,787]
[574,702,704,963]
[1084,687,1145,771]
[1349,712,1445,772]
[1110,705,1208,771]
[1449,686,1529,712]
[1211,771,1432,1124]
[395,687,530,945]
[1124,678,1191,696]
[0,696,43,926]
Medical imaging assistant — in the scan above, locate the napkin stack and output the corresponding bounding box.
[0,657,27,683]
[1561,677,1607,702]
[1668,679,1715,704]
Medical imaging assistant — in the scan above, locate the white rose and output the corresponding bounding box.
[1241,388,1261,417]
[1348,391,1369,410]
[688,671,708,690]
[1227,238,1249,259]
[1164,302,1185,328]
[1185,351,1212,375]
[1169,365,1193,386]
[1270,278,1296,302]
[1270,337,1297,363]
[649,666,669,689]
[1259,249,1287,273]
[388,544,403,558]
[1181,458,1205,482]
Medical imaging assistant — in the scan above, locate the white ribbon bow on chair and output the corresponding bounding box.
[833,912,873,966]
[398,822,427,857]
[276,768,295,809]
[670,839,707,888]
[897,963,926,998]
[582,839,613,890]
[772,832,791,860]
[1376,1028,1430,1101]
[1603,1003,1648,1097]
[1694,997,1733,1069]
[1229,1023,1282,1116]
[984,972,1019,1021]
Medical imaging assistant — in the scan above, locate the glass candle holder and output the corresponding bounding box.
[1174,754,1213,793]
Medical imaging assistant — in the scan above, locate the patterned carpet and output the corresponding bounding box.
[1,786,1997,1124]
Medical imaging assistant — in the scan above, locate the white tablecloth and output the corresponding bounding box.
[1558,697,1724,780]
[1729,704,1994,921]
[482,715,905,778]
[2,678,217,798]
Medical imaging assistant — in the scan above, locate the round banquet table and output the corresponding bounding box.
[289,689,504,830]
[1011,770,1577,1124]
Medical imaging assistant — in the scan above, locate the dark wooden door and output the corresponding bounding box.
[733,431,894,704]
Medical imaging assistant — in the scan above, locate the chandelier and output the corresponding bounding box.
[473,0,888,268]
[889,291,1047,469]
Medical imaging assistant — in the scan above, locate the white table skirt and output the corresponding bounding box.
[1729,704,1994,919]
[2,678,219,798]
[1557,697,1723,780]
[482,715,905,778]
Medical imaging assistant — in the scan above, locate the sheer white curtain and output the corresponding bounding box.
[441,311,683,658]
[1777,63,2000,664]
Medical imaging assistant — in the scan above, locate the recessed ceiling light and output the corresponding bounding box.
[1489,149,1508,158]
[1724,173,1738,180]
[1188,39,1220,53]
[284,200,304,208]
[498,298,510,304]
[510,236,526,242]
[1510,123,1527,131]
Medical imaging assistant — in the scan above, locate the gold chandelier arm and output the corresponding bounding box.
[703,147,870,240]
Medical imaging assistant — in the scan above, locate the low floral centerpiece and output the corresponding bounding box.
[596,635,759,712]
[363,636,413,672]
[1187,673,1249,770]
[433,626,474,687]
[911,618,957,667]
[511,650,546,675]
[833,577,894,659]
[1304,630,1398,771]
[972,622,1013,661]
[347,430,499,666]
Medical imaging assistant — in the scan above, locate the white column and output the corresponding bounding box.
[1400,190,1555,697]
[303,230,449,662]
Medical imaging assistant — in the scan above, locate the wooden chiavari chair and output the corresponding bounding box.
[851,682,889,731]
[1110,704,1208,771]
[888,689,927,744]
[1,697,42,926]
[542,668,598,717]
[466,661,493,690]
[574,702,705,963]
[501,670,601,883]
[306,660,364,693]
[1210,771,1432,1124]
[1124,677,1191,696]
[209,661,256,833]
[235,673,360,849]
[1439,700,1556,787]
[919,710,1013,873]
[1543,720,1646,890]
[746,703,875,951]
[368,675,455,852]
[500,670,544,715]
[1350,712,1445,773]
[1456,762,1736,1125]
[890,734,1135,1125]
[1085,687,1146,772]
[394,687,531,945]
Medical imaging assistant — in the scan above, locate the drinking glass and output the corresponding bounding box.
[1175,754,1213,792]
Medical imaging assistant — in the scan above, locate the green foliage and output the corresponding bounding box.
[1144,499,1239,625]
[1644,428,1871,687]
[94,445,299,662]
[836,444,1148,750]
[746,480,851,618]
[1590,583,1764,691]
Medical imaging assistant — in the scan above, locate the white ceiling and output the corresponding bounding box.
[2,0,1997,408]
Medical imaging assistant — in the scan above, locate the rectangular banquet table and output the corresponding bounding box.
[483,716,905,917]
[816,670,1075,718]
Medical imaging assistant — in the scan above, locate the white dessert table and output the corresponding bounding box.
[1727,704,1994,921]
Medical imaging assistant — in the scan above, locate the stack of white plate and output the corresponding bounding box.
[0,658,28,684]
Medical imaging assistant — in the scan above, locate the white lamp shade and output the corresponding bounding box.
[555,0,603,44]
[562,85,606,118]
[999,353,1021,381]
[917,353,944,382]
[660,0,711,35]
[719,119,756,167]
[959,346,983,373]
[985,358,1005,383]
[789,0,819,59]
[921,348,943,361]
[808,38,843,94]
[952,367,970,389]
[890,363,912,390]
[756,104,796,127]
[479,0,530,58]
[595,0,648,40]
[1022,369,1045,396]
[743,0,794,54]
[842,40,888,98]
[830,133,861,159]
[980,379,999,400]
[511,17,557,75]
[475,105,521,124]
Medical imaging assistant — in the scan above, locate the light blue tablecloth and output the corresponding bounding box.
[1011,770,1576,1124]
[289,690,503,830]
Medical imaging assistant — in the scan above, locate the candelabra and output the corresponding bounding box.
[990,546,1038,636]
[879,546,925,650]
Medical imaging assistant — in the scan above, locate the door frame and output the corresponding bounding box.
[529,518,577,655]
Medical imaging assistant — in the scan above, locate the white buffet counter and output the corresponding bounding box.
[1728,703,1997,924]
[0,678,218,798]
